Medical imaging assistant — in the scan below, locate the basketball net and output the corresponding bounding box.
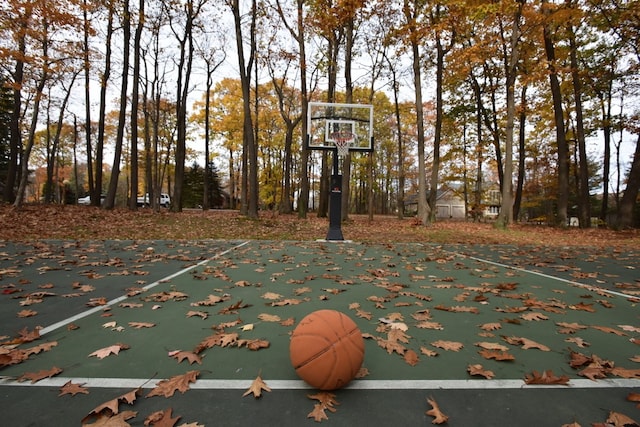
[331,131,356,158]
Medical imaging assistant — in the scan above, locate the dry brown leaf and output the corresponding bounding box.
[82,388,141,424]
[420,347,438,357]
[17,366,63,383]
[475,342,509,352]
[425,396,448,424]
[143,408,181,426]
[147,371,199,398]
[89,343,130,359]
[242,375,271,398]
[467,364,495,379]
[431,340,464,352]
[478,349,515,361]
[591,325,627,336]
[58,380,89,396]
[307,392,339,421]
[82,410,137,427]
[128,322,155,329]
[479,322,501,331]
[524,370,570,385]
[170,351,202,365]
[521,312,549,321]
[606,410,639,426]
[184,311,207,320]
[404,349,420,366]
[257,313,281,322]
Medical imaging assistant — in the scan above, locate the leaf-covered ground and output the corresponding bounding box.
[1,204,638,247]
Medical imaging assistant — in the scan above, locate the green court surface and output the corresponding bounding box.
[1,240,638,426]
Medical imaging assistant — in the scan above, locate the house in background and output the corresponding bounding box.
[404,183,501,220]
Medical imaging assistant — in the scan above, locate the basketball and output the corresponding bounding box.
[289,309,365,390]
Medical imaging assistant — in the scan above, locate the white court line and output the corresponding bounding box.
[1,377,638,390]
[39,241,250,336]
[448,250,638,300]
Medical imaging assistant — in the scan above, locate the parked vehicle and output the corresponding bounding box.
[136,193,170,208]
[77,195,105,205]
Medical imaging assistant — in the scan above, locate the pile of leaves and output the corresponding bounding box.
[1,204,638,247]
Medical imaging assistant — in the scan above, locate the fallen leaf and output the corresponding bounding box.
[242,375,271,398]
[147,371,199,398]
[17,366,63,383]
[425,396,448,424]
[59,380,89,396]
[524,370,570,385]
[128,322,155,329]
[307,392,339,421]
[404,349,420,366]
[170,351,202,365]
[143,408,181,426]
[467,364,495,379]
[82,410,137,427]
[431,340,464,352]
[82,388,141,423]
[606,410,638,426]
[89,343,130,359]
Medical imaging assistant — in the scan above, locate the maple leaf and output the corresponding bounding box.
[17,366,62,383]
[425,396,449,424]
[170,351,202,365]
[147,371,199,398]
[524,370,570,385]
[219,333,239,347]
[467,364,495,379]
[89,343,130,359]
[58,380,89,396]
[144,408,181,426]
[243,375,271,398]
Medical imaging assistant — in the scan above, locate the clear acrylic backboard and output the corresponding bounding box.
[306,102,373,152]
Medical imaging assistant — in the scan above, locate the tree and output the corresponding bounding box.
[230,0,259,218]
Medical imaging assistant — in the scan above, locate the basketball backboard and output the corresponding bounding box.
[306,102,373,152]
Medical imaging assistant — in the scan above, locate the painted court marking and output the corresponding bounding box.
[3,241,639,391]
[39,241,250,336]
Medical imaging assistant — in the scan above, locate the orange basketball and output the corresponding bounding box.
[289,309,365,390]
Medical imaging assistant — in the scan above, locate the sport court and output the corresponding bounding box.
[1,239,638,425]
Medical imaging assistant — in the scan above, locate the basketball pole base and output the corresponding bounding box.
[326,174,344,241]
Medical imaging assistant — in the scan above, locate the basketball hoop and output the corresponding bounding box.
[330,131,356,157]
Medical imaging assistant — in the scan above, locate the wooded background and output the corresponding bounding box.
[0,0,638,228]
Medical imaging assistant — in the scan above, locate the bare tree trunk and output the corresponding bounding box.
[129,0,144,210]
[617,134,640,228]
[104,0,130,210]
[96,6,114,207]
[568,6,590,228]
[542,0,569,227]
[83,0,94,199]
